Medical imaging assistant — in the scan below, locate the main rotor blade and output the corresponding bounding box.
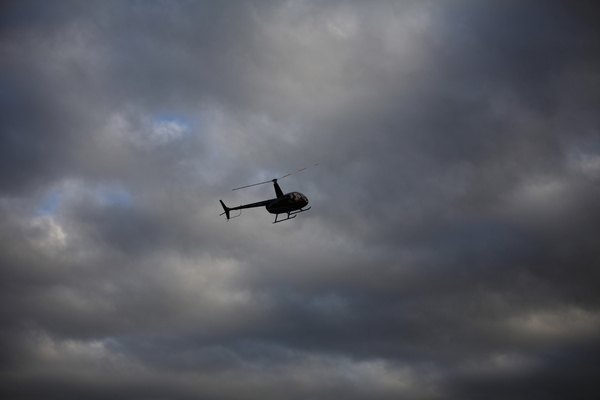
[232,180,272,191]
[231,164,318,191]
[285,163,318,176]
[300,163,319,171]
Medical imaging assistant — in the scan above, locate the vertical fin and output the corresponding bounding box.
[219,200,230,220]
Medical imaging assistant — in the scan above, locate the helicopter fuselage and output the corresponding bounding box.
[266,192,309,214]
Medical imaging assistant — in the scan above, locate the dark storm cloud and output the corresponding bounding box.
[1,0,600,399]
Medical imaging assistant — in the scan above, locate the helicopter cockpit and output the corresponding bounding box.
[290,192,308,204]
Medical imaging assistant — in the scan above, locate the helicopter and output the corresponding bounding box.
[219,164,317,224]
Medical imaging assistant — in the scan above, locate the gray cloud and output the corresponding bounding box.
[1,0,600,399]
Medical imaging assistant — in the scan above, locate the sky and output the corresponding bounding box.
[1,1,600,399]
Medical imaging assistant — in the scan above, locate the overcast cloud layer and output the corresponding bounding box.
[1,1,600,399]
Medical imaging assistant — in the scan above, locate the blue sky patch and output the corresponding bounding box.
[96,186,132,207]
[37,189,60,216]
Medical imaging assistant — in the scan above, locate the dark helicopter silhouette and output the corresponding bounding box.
[220,164,317,224]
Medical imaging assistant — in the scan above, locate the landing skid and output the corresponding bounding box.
[273,207,311,224]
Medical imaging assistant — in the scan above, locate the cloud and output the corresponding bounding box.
[1,0,600,399]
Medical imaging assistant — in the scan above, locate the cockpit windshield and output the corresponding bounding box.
[292,192,307,202]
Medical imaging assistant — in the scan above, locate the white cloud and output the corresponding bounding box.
[458,352,542,377]
[28,215,67,249]
[103,112,188,150]
[506,307,600,343]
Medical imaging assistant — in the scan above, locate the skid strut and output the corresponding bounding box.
[273,207,311,224]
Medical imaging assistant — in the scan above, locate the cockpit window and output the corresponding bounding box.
[288,192,307,203]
